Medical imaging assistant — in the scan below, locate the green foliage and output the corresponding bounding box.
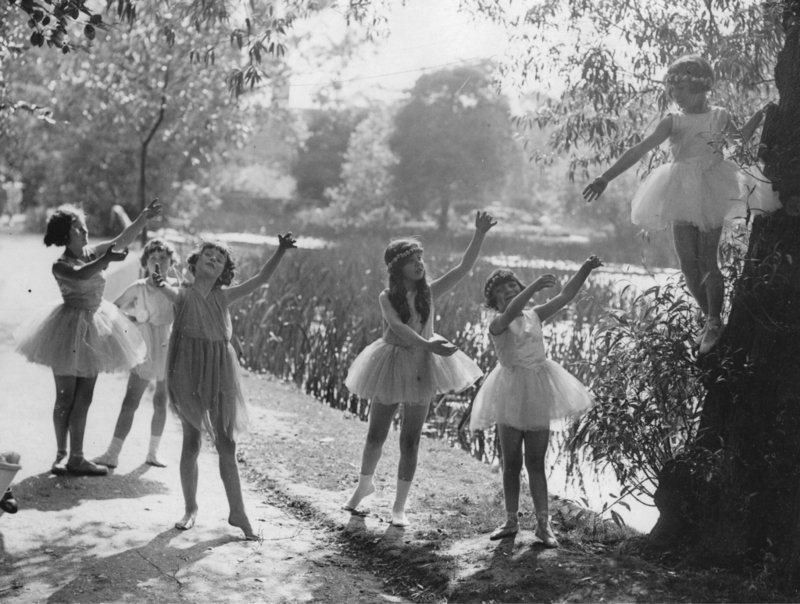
[390,63,515,229]
[566,278,708,501]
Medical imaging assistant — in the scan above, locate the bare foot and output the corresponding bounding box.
[175,510,197,531]
[145,456,167,468]
[229,512,258,540]
[344,478,375,511]
[390,505,410,527]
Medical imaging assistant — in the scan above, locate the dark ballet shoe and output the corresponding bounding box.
[0,488,18,514]
[51,457,68,476]
[489,523,519,541]
[66,458,108,476]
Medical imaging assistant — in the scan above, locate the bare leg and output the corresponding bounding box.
[95,373,149,467]
[146,380,168,466]
[672,223,709,316]
[216,425,256,540]
[697,227,724,320]
[492,425,524,537]
[53,374,78,458]
[66,376,98,461]
[344,401,398,511]
[523,429,550,515]
[176,419,201,530]
[391,402,431,526]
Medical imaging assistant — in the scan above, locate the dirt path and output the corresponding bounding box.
[0,230,408,603]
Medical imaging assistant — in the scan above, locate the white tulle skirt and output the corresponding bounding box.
[470,360,593,432]
[15,301,146,378]
[345,337,483,405]
[132,322,171,382]
[631,159,743,231]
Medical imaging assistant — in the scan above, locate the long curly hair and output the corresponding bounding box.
[186,240,236,288]
[44,205,84,247]
[140,238,178,277]
[384,238,431,324]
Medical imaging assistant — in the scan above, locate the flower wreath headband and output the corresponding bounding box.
[484,272,523,302]
[665,73,714,89]
[386,244,423,271]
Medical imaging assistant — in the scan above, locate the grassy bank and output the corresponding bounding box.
[238,372,791,603]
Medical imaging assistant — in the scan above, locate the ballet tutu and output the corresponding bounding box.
[631,158,743,231]
[345,336,483,405]
[132,322,171,382]
[167,333,249,440]
[470,359,594,432]
[15,301,146,377]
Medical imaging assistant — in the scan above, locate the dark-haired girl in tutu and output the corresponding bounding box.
[16,200,162,476]
[343,212,495,527]
[153,235,296,540]
[470,257,601,546]
[94,238,180,470]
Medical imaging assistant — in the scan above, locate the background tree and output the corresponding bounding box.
[389,63,514,230]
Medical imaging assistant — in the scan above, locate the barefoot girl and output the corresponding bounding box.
[153,235,296,539]
[94,239,180,469]
[583,55,779,354]
[343,211,496,526]
[16,200,161,476]
[470,257,600,546]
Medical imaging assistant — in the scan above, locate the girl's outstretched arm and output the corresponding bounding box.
[583,117,673,203]
[224,233,297,305]
[52,246,129,281]
[430,211,496,300]
[379,292,457,356]
[151,264,181,304]
[489,274,557,335]
[534,256,603,323]
[94,199,162,256]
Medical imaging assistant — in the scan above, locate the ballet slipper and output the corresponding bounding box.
[535,514,559,548]
[489,521,519,541]
[66,457,108,476]
[698,318,723,356]
[175,510,197,531]
[92,452,119,469]
[145,457,167,468]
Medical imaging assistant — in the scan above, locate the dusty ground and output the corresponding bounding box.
[0,230,409,604]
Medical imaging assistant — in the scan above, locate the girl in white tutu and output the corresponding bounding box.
[94,239,180,470]
[15,200,161,476]
[343,212,496,526]
[583,54,781,355]
[470,257,601,546]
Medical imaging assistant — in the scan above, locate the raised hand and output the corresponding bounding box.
[475,211,498,233]
[582,177,608,203]
[152,262,166,288]
[585,255,604,270]
[531,273,557,292]
[278,232,297,250]
[428,336,458,357]
[103,245,128,264]
[142,198,162,220]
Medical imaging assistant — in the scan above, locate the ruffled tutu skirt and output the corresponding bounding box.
[631,159,743,231]
[15,301,145,377]
[470,360,593,432]
[132,322,171,382]
[345,337,483,405]
[167,333,248,441]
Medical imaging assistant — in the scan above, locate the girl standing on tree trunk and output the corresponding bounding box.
[583,54,781,355]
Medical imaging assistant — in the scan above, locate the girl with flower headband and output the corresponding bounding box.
[583,54,781,355]
[470,257,601,546]
[94,238,181,470]
[152,234,296,539]
[343,211,496,526]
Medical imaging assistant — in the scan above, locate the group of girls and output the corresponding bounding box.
[13,53,783,544]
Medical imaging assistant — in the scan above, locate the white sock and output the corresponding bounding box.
[344,473,375,510]
[147,435,161,458]
[391,479,413,526]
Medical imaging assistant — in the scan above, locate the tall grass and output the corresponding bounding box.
[228,233,640,464]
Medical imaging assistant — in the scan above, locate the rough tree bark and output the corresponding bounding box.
[652,1,800,585]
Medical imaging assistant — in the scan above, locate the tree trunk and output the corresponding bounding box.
[652,3,800,585]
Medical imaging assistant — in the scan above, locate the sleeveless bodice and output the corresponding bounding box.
[129,280,175,326]
[382,291,433,345]
[173,287,231,341]
[669,107,728,170]
[490,309,546,369]
[53,252,106,311]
